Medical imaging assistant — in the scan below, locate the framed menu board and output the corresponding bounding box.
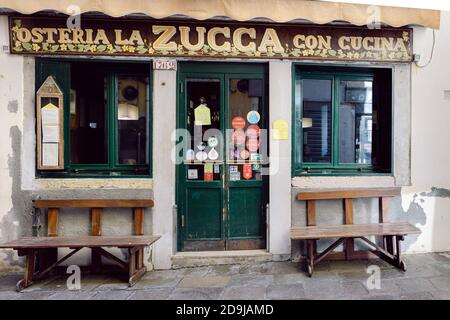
[36,76,64,170]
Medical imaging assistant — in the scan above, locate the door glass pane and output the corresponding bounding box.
[70,67,107,164]
[301,79,332,163]
[117,75,149,165]
[185,79,221,181]
[339,80,373,164]
[228,79,264,181]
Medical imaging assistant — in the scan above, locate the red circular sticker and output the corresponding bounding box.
[246,125,261,138]
[231,116,246,129]
[246,138,260,152]
[232,130,246,146]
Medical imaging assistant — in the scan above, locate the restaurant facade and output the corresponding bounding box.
[0,0,448,271]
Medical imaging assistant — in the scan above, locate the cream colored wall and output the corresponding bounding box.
[0,15,24,271]
[402,11,450,252]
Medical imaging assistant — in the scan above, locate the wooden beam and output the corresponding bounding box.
[344,199,354,225]
[379,197,390,223]
[91,208,102,236]
[133,208,145,236]
[297,188,401,201]
[34,199,154,209]
[344,199,354,260]
[47,208,59,237]
[307,200,316,226]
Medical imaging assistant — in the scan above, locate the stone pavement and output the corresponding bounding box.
[0,252,449,300]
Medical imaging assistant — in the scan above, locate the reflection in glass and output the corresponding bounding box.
[339,80,373,164]
[117,76,149,165]
[301,79,332,163]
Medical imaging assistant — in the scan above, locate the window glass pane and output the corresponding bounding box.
[185,78,221,181]
[301,79,332,163]
[70,67,107,164]
[228,79,264,181]
[339,80,373,164]
[117,75,149,165]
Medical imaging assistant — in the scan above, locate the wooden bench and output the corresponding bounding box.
[290,188,420,277]
[0,199,160,291]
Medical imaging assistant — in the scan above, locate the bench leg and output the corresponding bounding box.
[306,240,315,277]
[91,248,102,274]
[384,235,394,256]
[16,249,36,292]
[128,247,146,287]
[395,235,406,271]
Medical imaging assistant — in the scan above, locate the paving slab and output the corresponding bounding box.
[206,264,241,276]
[128,288,174,300]
[399,292,435,300]
[48,290,98,300]
[16,291,57,300]
[178,267,211,277]
[273,273,307,285]
[177,276,230,288]
[221,285,266,300]
[168,288,223,300]
[268,262,303,275]
[266,284,305,300]
[0,291,20,300]
[227,274,274,287]
[237,263,272,275]
[395,278,436,293]
[0,273,22,291]
[133,275,182,289]
[430,290,450,300]
[91,290,134,300]
[428,276,450,291]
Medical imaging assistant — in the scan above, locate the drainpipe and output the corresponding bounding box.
[31,196,42,237]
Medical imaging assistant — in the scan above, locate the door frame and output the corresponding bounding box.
[176,62,269,252]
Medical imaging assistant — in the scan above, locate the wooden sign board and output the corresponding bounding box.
[9,16,412,63]
[36,76,64,170]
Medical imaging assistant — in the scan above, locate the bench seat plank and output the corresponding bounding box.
[290,222,420,240]
[0,235,161,249]
[297,188,400,201]
[33,199,154,208]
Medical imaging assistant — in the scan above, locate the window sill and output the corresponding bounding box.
[291,175,396,189]
[32,177,153,190]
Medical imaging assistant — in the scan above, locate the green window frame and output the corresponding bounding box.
[36,59,153,178]
[292,65,393,176]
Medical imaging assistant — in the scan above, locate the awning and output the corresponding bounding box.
[0,0,441,29]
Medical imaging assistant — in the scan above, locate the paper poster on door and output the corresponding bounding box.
[194,97,211,126]
[272,119,289,140]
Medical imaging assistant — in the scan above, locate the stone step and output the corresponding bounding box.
[172,250,273,269]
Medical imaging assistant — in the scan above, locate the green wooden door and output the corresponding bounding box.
[177,63,268,251]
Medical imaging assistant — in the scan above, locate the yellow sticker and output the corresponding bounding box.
[272,119,289,140]
[194,104,211,126]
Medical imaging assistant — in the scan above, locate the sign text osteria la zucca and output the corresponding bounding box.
[9,17,413,62]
